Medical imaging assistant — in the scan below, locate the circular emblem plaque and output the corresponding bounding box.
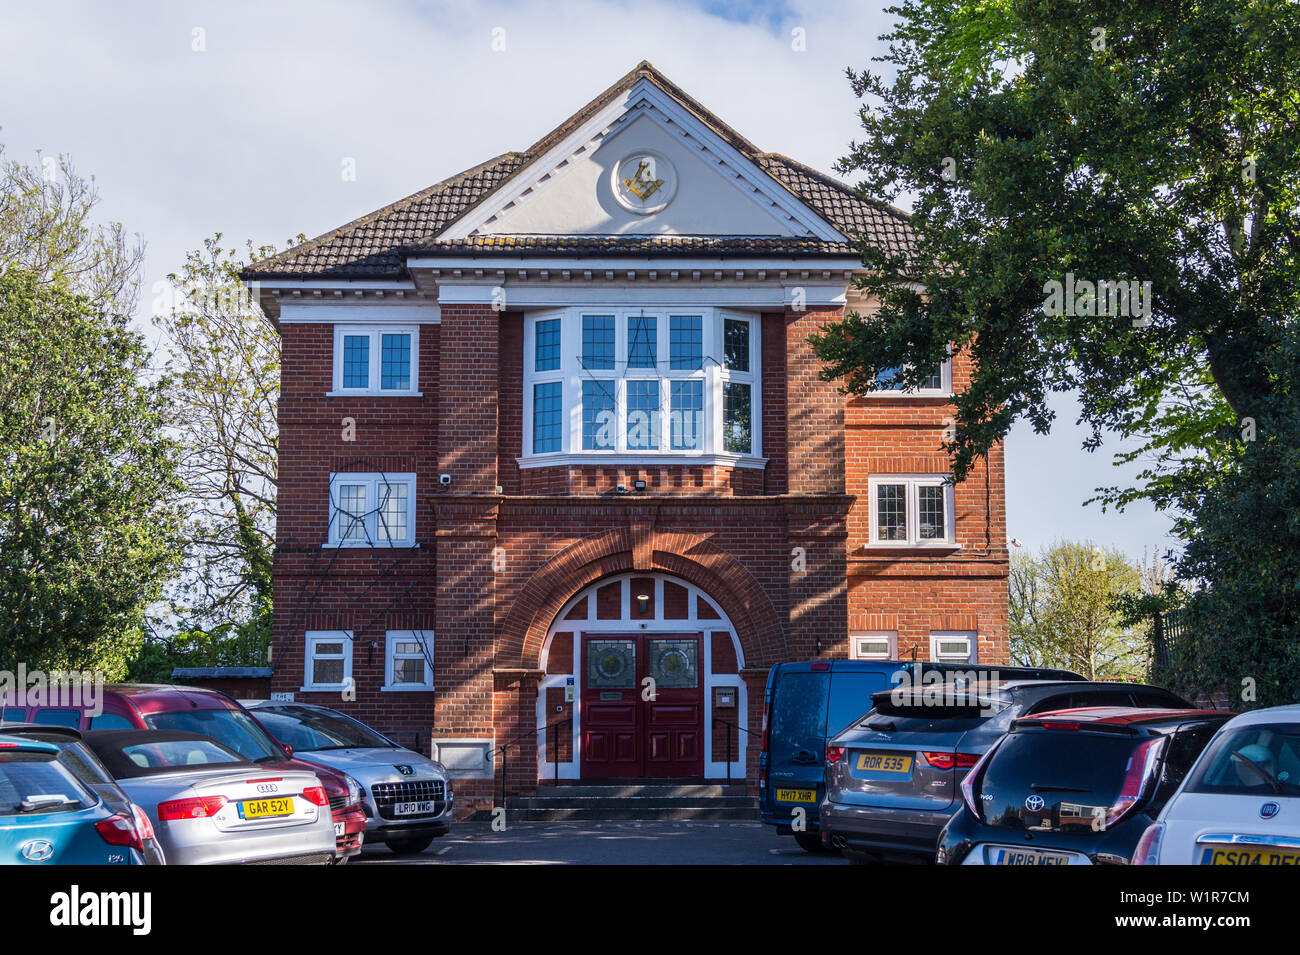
[611,151,677,215]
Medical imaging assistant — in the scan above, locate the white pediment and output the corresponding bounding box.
[439,78,847,242]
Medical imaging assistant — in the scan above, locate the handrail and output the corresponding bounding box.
[490,715,573,811]
[711,715,757,785]
[486,715,573,763]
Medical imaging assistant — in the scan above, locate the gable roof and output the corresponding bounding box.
[243,61,912,281]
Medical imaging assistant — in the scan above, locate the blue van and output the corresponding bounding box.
[759,660,1084,850]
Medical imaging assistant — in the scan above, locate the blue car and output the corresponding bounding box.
[759,660,1084,851]
[0,735,149,865]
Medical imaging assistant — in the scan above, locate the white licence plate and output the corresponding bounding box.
[395,800,436,816]
[333,822,345,837]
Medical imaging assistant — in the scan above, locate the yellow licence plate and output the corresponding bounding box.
[855,752,913,775]
[1202,846,1300,866]
[239,797,294,819]
[995,848,1070,866]
[776,788,816,802]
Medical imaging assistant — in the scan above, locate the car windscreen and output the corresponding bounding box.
[1184,723,1300,798]
[255,706,395,751]
[109,738,247,776]
[770,671,830,754]
[979,731,1141,829]
[0,752,95,816]
[143,708,283,762]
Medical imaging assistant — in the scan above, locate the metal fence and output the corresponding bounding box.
[1150,607,1185,678]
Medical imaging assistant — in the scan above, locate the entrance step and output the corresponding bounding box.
[502,783,758,822]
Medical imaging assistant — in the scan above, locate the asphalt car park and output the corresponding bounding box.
[353,819,846,865]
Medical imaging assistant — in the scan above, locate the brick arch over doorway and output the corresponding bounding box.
[498,526,787,671]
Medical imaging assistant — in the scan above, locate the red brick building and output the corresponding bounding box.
[244,62,1008,815]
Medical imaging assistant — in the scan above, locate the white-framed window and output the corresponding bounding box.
[384,630,434,691]
[331,325,420,395]
[327,473,417,547]
[866,475,956,547]
[304,631,353,690]
[873,357,952,396]
[521,307,762,465]
[850,631,897,660]
[930,631,977,663]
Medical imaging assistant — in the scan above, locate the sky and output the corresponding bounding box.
[0,0,1182,562]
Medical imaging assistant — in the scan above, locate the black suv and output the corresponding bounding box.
[937,707,1230,865]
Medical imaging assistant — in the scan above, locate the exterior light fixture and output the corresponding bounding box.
[636,593,650,614]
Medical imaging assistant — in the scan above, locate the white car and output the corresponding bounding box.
[1134,704,1300,865]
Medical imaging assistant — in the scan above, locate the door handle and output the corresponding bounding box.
[792,750,820,765]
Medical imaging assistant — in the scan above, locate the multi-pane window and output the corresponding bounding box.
[523,309,759,460]
[582,380,616,450]
[582,315,615,369]
[670,380,704,450]
[868,476,954,546]
[627,315,657,368]
[535,318,561,371]
[333,326,418,394]
[533,382,562,453]
[328,473,417,547]
[670,315,703,370]
[851,631,897,660]
[875,361,948,394]
[931,631,976,663]
[626,380,661,450]
[305,632,352,690]
[385,631,434,689]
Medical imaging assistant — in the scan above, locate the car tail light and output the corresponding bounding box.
[959,744,1000,822]
[924,751,981,770]
[131,804,155,841]
[1106,737,1166,829]
[825,746,846,765]
[1131,821,1166,865]
[301,786,329,807]
[157,795,228,821]
[94,813,145,851]
[760,698,771,754]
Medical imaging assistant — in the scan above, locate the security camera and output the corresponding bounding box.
[439,473,452,486]
[615,484,629,495]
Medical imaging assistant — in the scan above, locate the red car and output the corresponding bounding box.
[1,685,366,862]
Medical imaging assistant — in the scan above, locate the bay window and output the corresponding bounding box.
[521,307,762,465]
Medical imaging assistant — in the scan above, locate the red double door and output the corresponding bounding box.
[580,633,704,779]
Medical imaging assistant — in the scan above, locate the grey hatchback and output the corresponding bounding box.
[819,679,1191,863]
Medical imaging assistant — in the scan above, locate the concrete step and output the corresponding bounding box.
[489,782,759,821]
[507,804,758,822]
[527,784,749,799]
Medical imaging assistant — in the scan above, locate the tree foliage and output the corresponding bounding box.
[1009,541,1151,680]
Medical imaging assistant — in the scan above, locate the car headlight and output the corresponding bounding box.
[346,774,361,806]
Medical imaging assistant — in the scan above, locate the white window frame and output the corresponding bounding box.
[520,306,764,467]
[326,473,417,548]
[383,630,435,691]
[304,631,353,691]
[930,631,977,664]
[850,631,897,660]
[330,325,420,396]
[865,475,957,548]
[872,356,952,397]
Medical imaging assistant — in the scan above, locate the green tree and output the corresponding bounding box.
[813,0,1299,698]
[0,268,182,676]
[1010,541,1150,681]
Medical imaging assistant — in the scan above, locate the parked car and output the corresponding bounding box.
[247,701,452,855]
[0,734,152,865]
[760,660,1085,850]
[937,707,1229,864]
[84,729,336,865]
[819,679,1191,862]
[8,685,366,862]
[1133,703,1300,865]
[0,723,166,864]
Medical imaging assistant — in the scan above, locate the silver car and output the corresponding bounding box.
[85,729,336,865]
[248,702,452,855]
